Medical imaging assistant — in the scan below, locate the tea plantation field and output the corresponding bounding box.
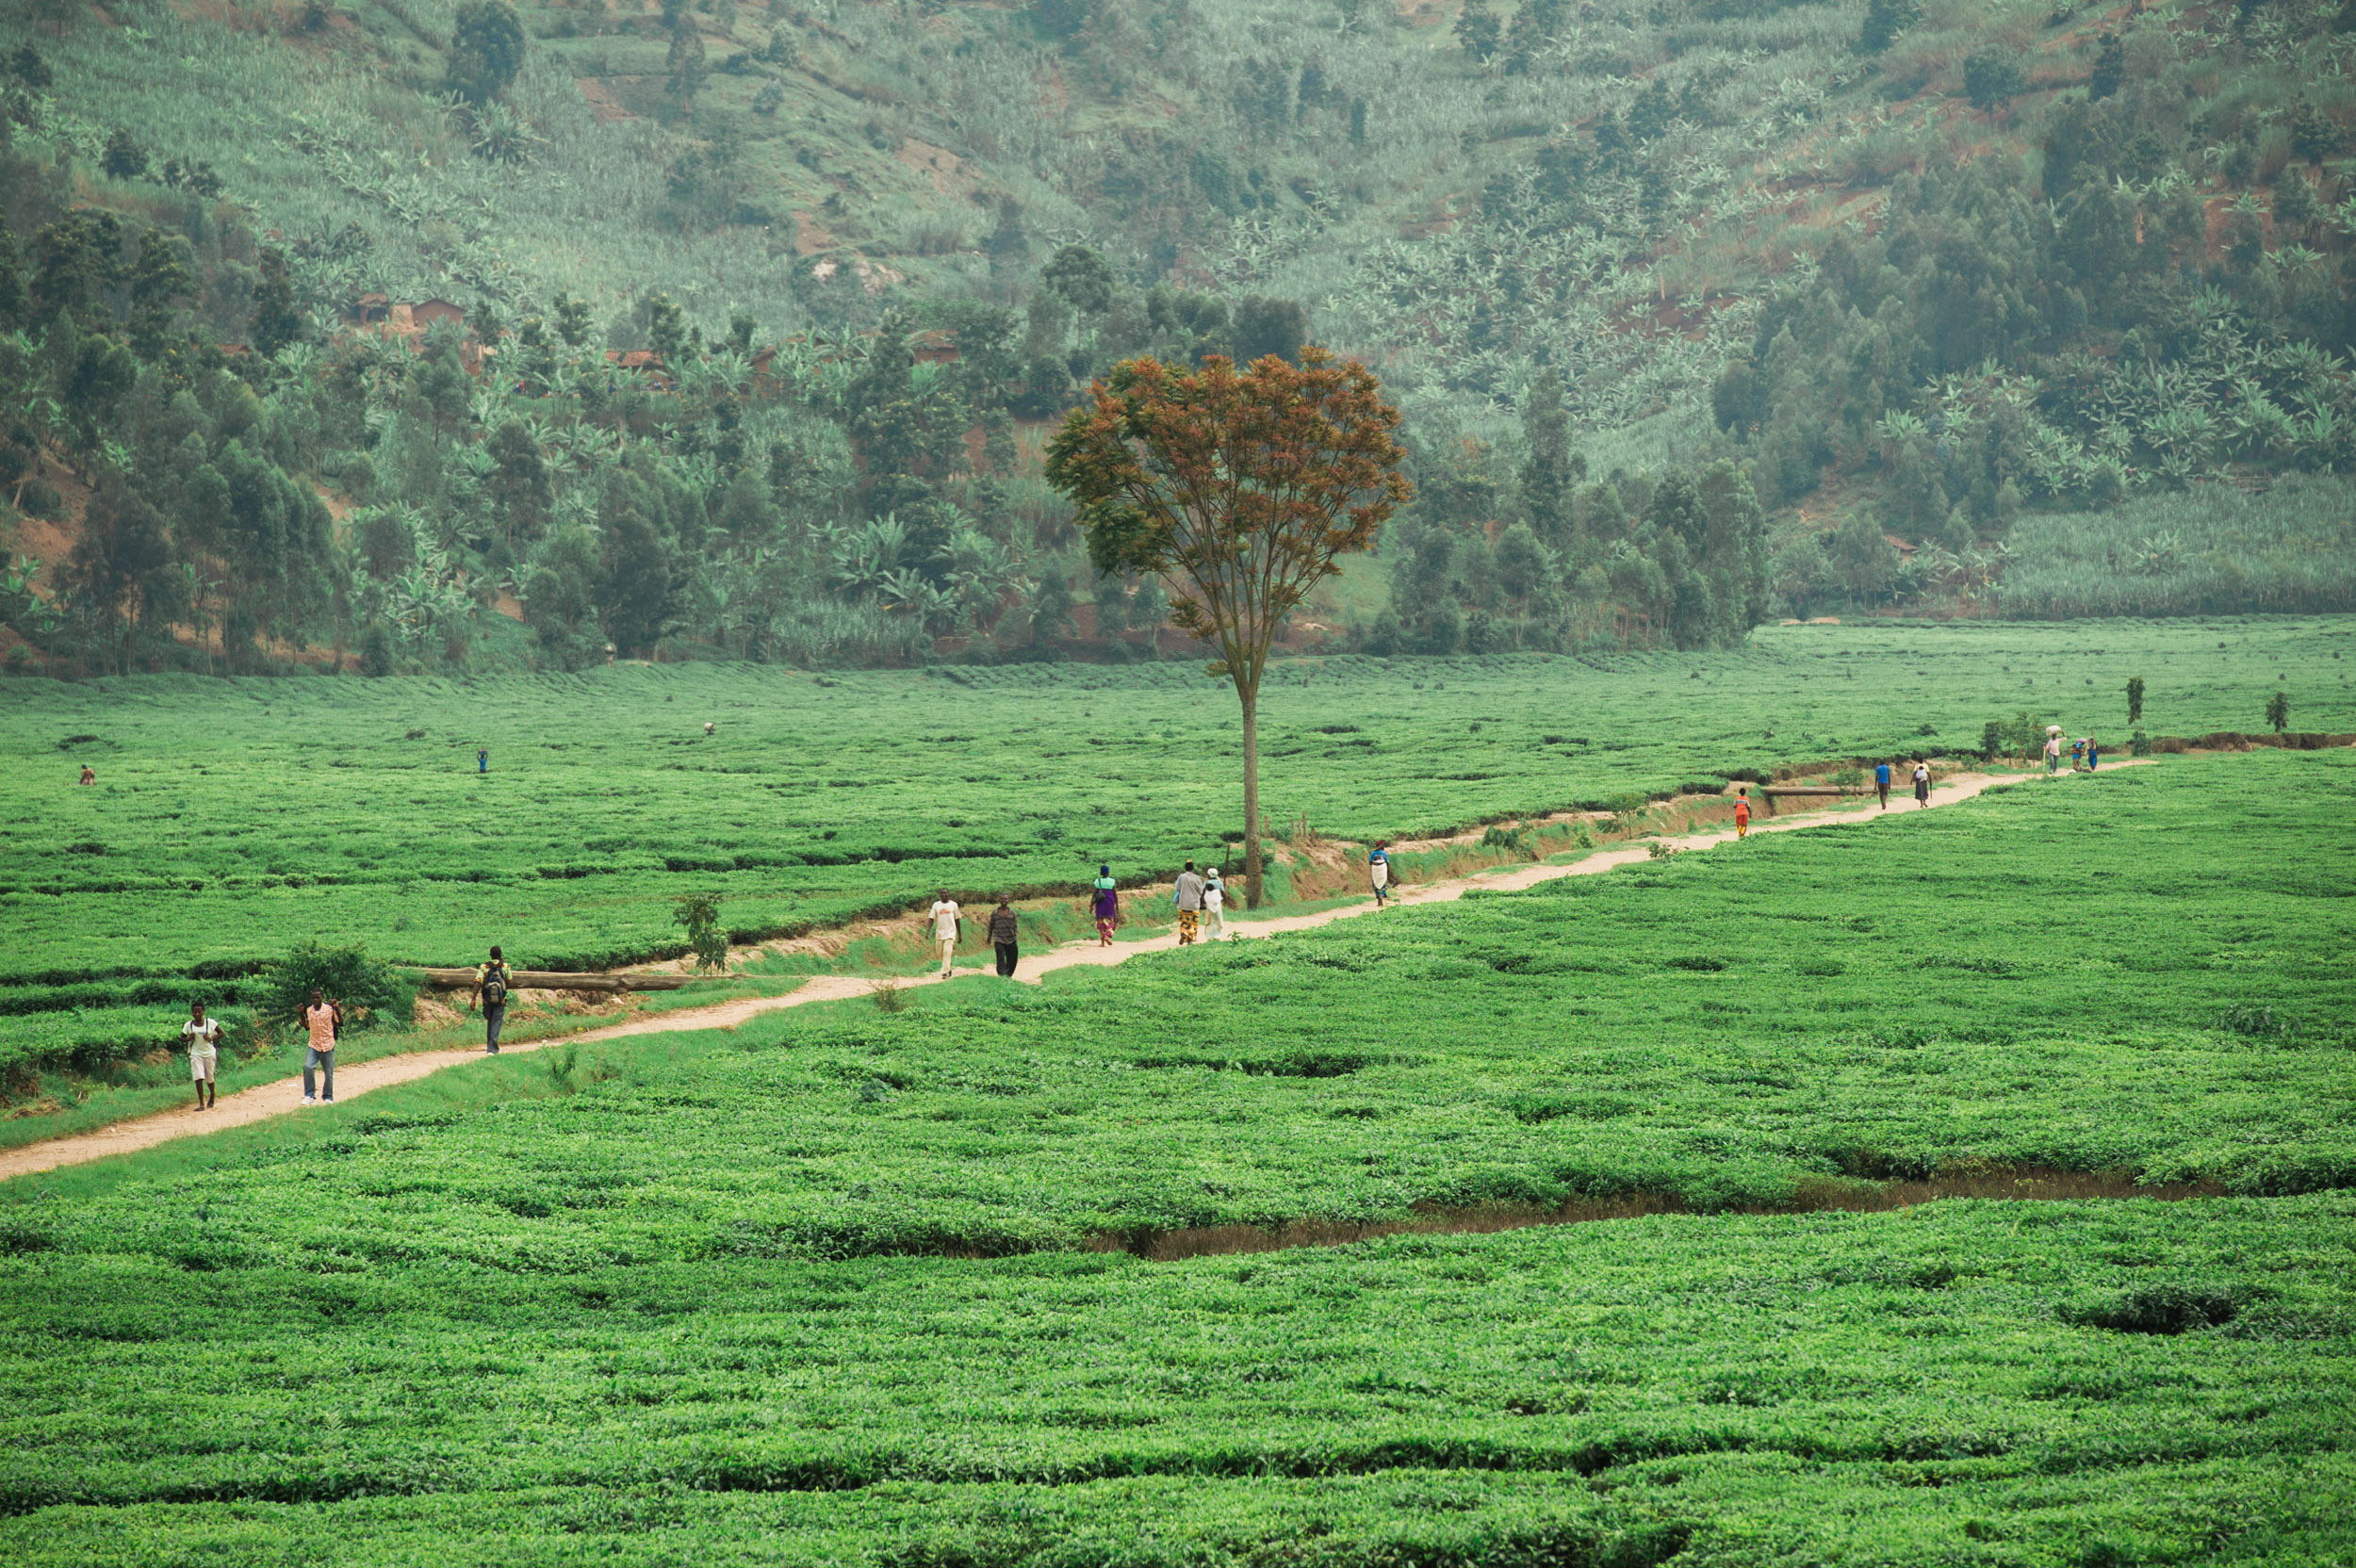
[5,620,2348,996]
[1,751,2349,1564]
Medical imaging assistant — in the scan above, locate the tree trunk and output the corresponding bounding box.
[1239,681,1262,908]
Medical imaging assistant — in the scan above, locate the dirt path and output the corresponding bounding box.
[0,767,2123,1182]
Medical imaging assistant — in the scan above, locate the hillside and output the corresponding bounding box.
[1,0,2354,674]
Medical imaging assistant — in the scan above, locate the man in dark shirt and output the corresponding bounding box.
[988,899,1021,977]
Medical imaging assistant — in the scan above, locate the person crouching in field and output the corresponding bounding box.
[989,897,1020,977]
[1734,789,1750,839]
[1091,866,1120,946]
[930,891,962,975]
[1202,869,1227,940]
[472,946,512,1054]
[302,988,341,1104]
[184,1002,221,1110]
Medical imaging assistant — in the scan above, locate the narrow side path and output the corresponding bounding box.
[0,767,2113,1181]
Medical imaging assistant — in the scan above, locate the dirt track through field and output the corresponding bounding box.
[0,767,2132,1181]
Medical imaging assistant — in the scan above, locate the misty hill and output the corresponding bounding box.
[1,0,2352,676]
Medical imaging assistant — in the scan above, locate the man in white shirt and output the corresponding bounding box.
[929,892,961,975]
[183,1002,222,1111]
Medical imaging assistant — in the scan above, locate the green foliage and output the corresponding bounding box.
[260,939,407,1028]
[2126,675,2144,725]
[3,757,2354,1562]
[2267,688,2289,733]
[445,0,526,106]
[98,128,144,182]
[672,891,728,972]
[1,623,2338,1050]
[1962,48,2024,114]
[1857,0,1917,53]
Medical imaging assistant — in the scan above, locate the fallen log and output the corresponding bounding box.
[415,968,700,992]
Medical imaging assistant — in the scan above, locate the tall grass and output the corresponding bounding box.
[2001,477,2356,619]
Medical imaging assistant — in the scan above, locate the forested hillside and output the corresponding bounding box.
[1,0,2353,675]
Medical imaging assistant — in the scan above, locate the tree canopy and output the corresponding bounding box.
[1047,348,1410,906]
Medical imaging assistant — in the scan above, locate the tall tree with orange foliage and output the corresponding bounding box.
[1047,349,1411,908]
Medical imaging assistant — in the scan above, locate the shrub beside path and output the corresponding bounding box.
[0,767,2122,1181]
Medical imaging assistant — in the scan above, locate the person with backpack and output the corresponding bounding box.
[1873,760,1892,809]
[471,946,513,1054]
[1368,841,1392,907]
[1090,866,1120,947]
[183,1001,222,1111]
[302,988,342,1104]
[988,898,1021,977]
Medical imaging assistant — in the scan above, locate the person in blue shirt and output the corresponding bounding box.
[1874,760,1892,809]
[1368,841,1392,907]
[478,747,489,774]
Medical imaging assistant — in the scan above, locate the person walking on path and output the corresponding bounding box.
[1173,861,1205,944]
[1090,866,1119,947]
[2044,732,2062,774]
[2070,736,2086,772]
[1368,841,1392,907]
[301,988,341,1104]
[183,1002,222,1111]
[1912,760,1931,808]
[2087,737,2101,771]
[930,892,962,975]
[471,946,513,1054]
[1874,760,1891,809]
[988,898,1020,977]
[1202,870,1227,940]
[1734,789,1750,839]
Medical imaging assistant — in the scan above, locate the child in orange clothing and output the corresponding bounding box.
[1734,789,1751,838]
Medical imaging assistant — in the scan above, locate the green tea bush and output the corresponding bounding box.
[259,941,409,1029]
[2215,1004,2295,1040]
[2068,1284,2248,1335]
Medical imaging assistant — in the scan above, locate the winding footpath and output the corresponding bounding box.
[0,767,2110,1182]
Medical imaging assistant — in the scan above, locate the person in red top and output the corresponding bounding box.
[1734,788,1751,839]
[301,988,342,1104]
